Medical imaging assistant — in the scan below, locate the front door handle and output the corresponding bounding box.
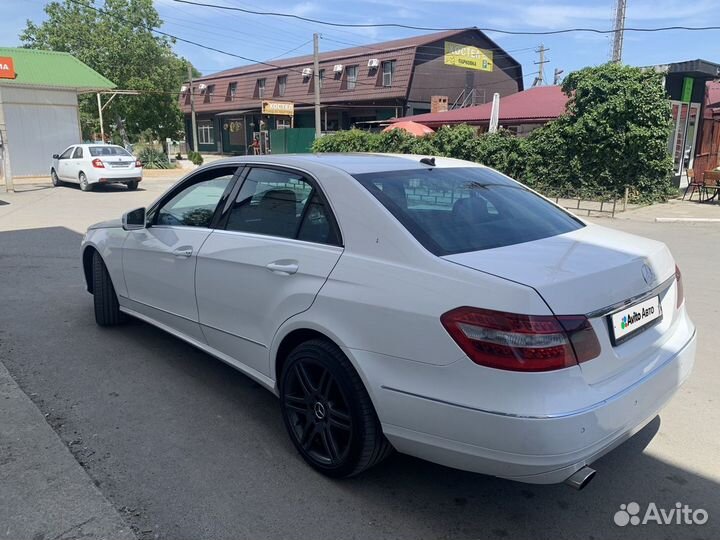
[266,260,299,275]
[172,247,193,258]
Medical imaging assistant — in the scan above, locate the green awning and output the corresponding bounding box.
[0,47,115,91]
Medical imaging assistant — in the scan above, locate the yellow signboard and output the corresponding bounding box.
[262,100,294,116]
[444,41,493,72]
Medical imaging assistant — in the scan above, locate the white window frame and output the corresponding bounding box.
[276,118,291,130]
[257,78,266,98]
[198,121,214,145]
[278,75,287,97]
[346,65,358,90]
[382,60,395,87]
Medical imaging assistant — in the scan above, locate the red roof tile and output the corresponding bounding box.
[398,85,569,126]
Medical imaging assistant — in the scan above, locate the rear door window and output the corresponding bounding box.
[353,167,583,255]
[224,167,340,245]
[72,147,84,159]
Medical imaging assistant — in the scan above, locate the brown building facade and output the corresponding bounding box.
[179,29,523,154]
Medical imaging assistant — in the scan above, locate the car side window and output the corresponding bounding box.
[73,147,83,159]
[225,167,338,245]
[155,168,236,228]
[59,147,74,159]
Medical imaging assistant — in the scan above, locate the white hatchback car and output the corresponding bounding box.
[81,154,696,488]
[52,144,142,191]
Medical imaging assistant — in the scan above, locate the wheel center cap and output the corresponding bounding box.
[313,401,326,420]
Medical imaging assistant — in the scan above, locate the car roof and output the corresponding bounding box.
[209,153,484,175]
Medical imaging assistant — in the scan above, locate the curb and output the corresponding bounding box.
[655,217,720,223]
[0,361,137,540]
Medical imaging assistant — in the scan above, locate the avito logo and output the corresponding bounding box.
[620,306,655,330]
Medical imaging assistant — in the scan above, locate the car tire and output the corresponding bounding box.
[92,251,126,326]
[79,172,92,192]
[280,339,393,478]
[126,180,139,191]
[51,169,62,187]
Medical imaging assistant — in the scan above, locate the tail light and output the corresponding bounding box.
[441,307,600,372]
[91,158,105,168]
[675,264,684,308]
[135,159,143,167]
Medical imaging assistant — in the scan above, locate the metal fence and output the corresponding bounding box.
[548,187,630,218]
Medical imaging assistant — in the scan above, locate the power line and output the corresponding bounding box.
[267,39,314,60]
[169,0,720,35]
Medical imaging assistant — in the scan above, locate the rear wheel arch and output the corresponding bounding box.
[275,328,333,386]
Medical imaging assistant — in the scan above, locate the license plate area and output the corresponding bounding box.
[608,295,663,346]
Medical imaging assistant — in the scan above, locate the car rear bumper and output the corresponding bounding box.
[87,169,142,184]
[355,327,696,484]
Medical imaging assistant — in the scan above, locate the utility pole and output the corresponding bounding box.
[188,64,198,152]
[532,44,550,87]
[611,0,627,63]
[553,68,564,85]
[313,33,321,138]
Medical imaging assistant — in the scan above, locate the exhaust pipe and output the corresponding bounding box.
[564,466,596,490]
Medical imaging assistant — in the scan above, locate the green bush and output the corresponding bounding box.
[137,146,171,169]
[187,151,204,166]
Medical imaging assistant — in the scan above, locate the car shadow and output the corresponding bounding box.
[0,226,717,540]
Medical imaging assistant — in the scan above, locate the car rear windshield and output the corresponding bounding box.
[353,167,584,255]
[89,146,131,157]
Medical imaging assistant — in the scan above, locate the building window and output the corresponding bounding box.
[204,84,215,103]
[277,75,287,97]
[382,60,395,87]
[256,78,266,98]
[346,65,358,90]
[198,121,214,145]
[318,69,325,90]
[227,82,237,101]
[276,118,291,129]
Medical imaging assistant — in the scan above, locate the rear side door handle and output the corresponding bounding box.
[266,260,299,275]
[172,247,193,258]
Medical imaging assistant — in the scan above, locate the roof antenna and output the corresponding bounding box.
[420,157,436,166]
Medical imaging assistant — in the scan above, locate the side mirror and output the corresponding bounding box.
[122,207,146,231]
[52,154,59,159]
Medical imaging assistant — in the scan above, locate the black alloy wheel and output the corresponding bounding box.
[280,340,392,477]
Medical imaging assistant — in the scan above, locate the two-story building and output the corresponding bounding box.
[179,29,524,155]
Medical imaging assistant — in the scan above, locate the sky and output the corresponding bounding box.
[4,0,720,85]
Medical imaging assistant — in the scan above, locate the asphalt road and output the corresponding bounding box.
[0,182,718,540]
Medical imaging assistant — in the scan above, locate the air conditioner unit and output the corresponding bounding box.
[333,64,344,73]
[180,85,188,92]
[198,83,207,91]
[301,67,313,77]
[368,58,380,68]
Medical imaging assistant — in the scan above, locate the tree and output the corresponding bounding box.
[21,0,195,143]
[552,63,675,201]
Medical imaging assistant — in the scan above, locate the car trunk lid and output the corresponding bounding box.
[443,223,678,383]
[102,156,135,168]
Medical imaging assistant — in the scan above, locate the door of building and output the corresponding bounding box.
[669,100,701,176]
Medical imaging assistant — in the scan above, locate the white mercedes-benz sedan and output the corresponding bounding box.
[81,154,696,488]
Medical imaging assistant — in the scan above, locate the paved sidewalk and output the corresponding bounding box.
[0,361,136,540]
[612,197,720,222]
